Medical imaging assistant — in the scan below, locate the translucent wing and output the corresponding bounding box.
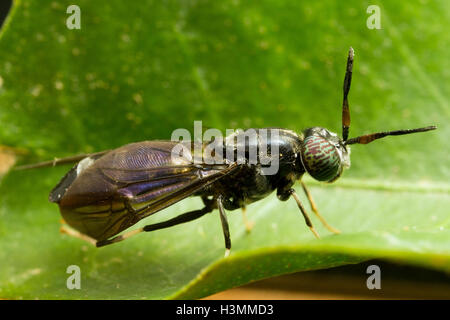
[54,141,238,240]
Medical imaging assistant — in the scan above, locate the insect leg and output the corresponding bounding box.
[241,206,254,233]
[301,181,341,234]
[142,205,213,232]
[289,189,320,239]
[60,224,97,246]
[217,196,231,257]
[96,205,214,247]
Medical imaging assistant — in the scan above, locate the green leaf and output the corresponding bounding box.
[0,0,448,299]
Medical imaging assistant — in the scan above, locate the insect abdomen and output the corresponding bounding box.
[49,156,101,203]
[60,199,131,240]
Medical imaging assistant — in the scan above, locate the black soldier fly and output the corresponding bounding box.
[16,48,436,256]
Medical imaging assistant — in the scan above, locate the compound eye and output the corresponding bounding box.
[301,134,342,182]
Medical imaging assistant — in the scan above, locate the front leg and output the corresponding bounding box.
[301,181,340,234]
[277,187,320,239]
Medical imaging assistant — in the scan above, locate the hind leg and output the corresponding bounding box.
[96,204,214,247]
[59,221,97,246]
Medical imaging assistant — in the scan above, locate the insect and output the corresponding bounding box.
[16,48,436,256]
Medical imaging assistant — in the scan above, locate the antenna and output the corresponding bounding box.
[342,47,354,142]
[345,126,437,145]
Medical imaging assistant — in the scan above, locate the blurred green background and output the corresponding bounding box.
[0,0,448,299]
